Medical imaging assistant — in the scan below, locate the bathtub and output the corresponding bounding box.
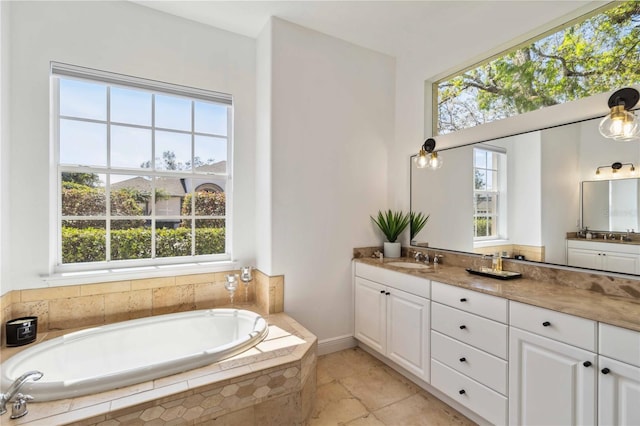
[1,309,268,401]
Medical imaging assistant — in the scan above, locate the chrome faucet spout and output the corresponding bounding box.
[0,370,43,416]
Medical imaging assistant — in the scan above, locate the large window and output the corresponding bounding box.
[436,1,640,134]
[473,147,506,241]
[53,64,232,269]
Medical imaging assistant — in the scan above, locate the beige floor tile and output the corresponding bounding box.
[310,381,369,425]
[341,366,417,411]
[373,393,476,426]
[346,413,387,425]
[317,348,384,384]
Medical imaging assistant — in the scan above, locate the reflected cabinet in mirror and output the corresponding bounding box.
[410,116,640,275]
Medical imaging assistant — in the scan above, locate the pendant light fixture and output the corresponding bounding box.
[599,87,640,141]
[414,138,442,170]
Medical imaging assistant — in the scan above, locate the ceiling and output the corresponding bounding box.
[133,1,603,80]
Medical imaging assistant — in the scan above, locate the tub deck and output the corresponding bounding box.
[0,307,317,425]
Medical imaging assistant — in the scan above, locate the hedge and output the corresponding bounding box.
[182,192,225,228]
[62,185,146,229]
[62,227,225,263]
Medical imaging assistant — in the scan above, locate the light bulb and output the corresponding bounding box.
[414,149,429,168]
[599,106,639,140]
[429,152,443,169]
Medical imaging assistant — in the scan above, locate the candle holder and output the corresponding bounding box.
[240,266,253,302]
[224,274,239,306]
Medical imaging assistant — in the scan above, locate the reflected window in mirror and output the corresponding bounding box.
[473,147,507,242]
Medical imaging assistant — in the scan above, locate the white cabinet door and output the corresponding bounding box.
[354,277,386,354]
[509,327,596,426]
[598,356,640,426]
[567,247,639,274]
[601,252,639,275]
[567,248,601,269]
[387,287,430,381]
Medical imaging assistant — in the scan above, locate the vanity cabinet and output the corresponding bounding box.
[509,302,597,426]
[430,281,509,425]
[567,240,640,274]
[598,323,640,426]
[354,263,430,381]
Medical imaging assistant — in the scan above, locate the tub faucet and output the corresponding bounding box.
[0,370,43,417]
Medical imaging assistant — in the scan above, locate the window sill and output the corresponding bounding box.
[41,260,239,287]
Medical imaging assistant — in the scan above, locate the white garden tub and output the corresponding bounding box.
[0,309,268,401]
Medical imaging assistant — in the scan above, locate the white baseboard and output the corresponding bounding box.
[317,334,357,356]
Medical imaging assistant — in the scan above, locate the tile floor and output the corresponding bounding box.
[311,347,476,426]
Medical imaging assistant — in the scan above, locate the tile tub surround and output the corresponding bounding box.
[353,250,640,333]
[0,311,316,426]
[0,269,285,338]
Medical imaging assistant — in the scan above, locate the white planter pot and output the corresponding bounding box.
[383,242,401,258]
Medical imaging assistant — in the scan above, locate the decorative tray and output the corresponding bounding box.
[466,267,522,280]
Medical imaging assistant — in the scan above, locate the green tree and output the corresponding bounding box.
[141,150,217,170]
[438,1,640,134]
[62,172,101,188]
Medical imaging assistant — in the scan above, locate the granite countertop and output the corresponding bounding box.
[566,236,640,246]
[354,257,640,333]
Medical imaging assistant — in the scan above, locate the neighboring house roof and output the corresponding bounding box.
[195,161,226,174]
[111,161,226,196]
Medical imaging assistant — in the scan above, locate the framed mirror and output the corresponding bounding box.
[410,115,640,275]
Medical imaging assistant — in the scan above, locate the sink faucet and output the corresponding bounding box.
[0,370,43,417]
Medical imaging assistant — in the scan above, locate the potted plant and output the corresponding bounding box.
[371,210,410,258]
[410,211,430,244]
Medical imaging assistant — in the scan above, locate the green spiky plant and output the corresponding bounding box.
[410,211,430,240]
[371,210,410,243]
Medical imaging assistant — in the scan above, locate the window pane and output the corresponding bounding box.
[61,172,106,217]
[155,131,191,171]
[110,175,152,216]
[474,150,486,168]
[195,136,227,172]
[196,219,225,255]
[60,119,107,166]
[110,87,152,126]
[60,79,106,121]
[156,222,192,257]
[156,95,191,131]
[437,1,640,135]
[111,125,152,169]
[474,169,487,190]
[111,220,151,260]
[61,221,106,263]
[195,101,227,136]
[154,176,186,218]
[486,171,498,190]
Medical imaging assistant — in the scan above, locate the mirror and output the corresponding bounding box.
[582,179,640,232]
[410,115,640,274]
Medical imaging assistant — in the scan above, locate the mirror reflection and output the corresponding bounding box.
[411,115,640,274]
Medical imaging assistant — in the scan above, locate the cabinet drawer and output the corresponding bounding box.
[431,281,507,323]
[431,359,507,426]
[510,301,596,351]
[431,330,507,395]
[432,302,508,359]
[599,323,640,367]
[355,262,430,299]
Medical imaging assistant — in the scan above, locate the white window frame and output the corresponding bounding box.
[50,62,233,273]
[473,145,507,242]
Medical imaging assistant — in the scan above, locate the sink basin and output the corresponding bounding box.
[386,262,432,270]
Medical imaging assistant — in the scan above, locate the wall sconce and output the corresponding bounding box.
[595,161,636,177]
[414,138,443,170]
[599,87,639,141]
